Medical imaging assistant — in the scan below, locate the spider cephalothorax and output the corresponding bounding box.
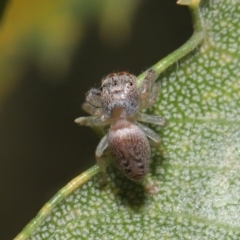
[75,69,166,181]
[101,72,139,117]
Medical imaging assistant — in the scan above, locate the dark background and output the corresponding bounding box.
[0,1,192,239]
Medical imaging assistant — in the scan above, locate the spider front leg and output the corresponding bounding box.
[80,102,109,129]
[137,69,167,127]
[75,87,108,126]
[139,69,159,109]
[82,87,103,116]
[145,82,161,108]
[85,87,102,108]
[75,113,112,128]
[82,102,103,116]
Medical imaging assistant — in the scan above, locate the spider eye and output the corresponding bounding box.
[129,82,133,86]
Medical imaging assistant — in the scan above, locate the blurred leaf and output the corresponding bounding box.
[0,0,140,105]
[0,0,7,20]
[15,0,240,239]
[99,0,140,47]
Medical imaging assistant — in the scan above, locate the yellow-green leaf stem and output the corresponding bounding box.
[14,165,100,240]
[137,0,203,86]
[177,0,200,9]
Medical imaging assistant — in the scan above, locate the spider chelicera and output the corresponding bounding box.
[75,69,166,181]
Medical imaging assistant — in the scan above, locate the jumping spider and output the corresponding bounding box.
[75,69,166,181]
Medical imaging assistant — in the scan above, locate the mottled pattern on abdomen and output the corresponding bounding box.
[108,122,150,180]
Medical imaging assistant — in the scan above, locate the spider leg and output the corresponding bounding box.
[139,69,159,108]
[74,116,110,127]
[144,82,160,108]
[95,134,108,157]
[137,123,161,143]
[136,112,166,126]
[95,134,111,183]
[82,87,103,116]
[85,87,102,107]
[82,102,103,116]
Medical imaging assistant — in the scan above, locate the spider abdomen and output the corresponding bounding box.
[108,120,150,181]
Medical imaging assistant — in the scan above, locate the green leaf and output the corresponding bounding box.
[15,0,240,239]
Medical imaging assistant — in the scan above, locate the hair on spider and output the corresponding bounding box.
[75,69,166,181]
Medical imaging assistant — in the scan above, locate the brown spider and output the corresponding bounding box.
[75,69,166,181]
